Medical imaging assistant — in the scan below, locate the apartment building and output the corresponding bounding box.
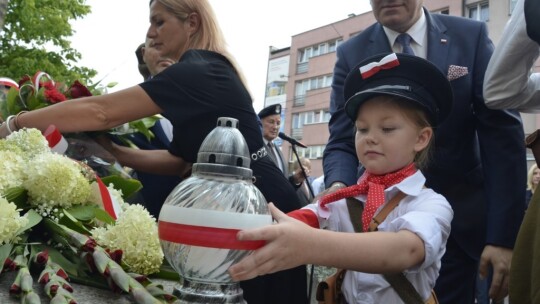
[264,0,534,178]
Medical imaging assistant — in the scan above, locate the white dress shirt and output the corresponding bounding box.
[304,171,453,303]
[383,10,428,59]
[483,0,540,112]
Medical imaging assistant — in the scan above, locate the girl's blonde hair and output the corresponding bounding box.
[527,163,539,192]
[150,0,250,96]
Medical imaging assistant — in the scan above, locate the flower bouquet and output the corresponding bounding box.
[0,128,179,304]
[0,72,162,166]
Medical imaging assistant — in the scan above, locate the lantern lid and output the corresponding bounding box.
[193,117,252,180]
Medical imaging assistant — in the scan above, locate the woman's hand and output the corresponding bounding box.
[228,203,314,281]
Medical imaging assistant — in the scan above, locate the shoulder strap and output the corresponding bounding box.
[368,191,406,232]
[345,191,406,233]
[345,191,426,304]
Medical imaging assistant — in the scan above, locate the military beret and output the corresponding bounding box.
[258,104,282,119]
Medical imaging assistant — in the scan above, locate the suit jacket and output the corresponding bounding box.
[269,140,289,177]
[323,9,526,258]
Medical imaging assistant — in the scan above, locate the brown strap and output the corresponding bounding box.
[345,191,432,304]
[368,191,407,232]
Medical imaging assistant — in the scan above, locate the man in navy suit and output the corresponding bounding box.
[322,1,526,303]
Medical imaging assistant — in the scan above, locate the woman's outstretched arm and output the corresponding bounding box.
[1,86,161,138]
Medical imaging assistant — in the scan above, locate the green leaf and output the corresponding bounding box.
[58,209,91,235]
[93,208,115,226]
[66,205,95,222]
[101,175,142,199]
[106,82,118,88]
[16,209,43,235]
[150,267,181,281]
[0,244,14,273]
[31,244,79,277]
[3,186,29,207]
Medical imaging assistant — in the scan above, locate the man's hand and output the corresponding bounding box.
[478,245,512,302]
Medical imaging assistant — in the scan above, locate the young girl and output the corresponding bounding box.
[229,53,454,303]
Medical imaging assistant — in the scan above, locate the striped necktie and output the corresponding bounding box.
[396,33,415,55]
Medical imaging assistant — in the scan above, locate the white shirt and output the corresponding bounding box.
[311,175,326,196]
[383,10,428,59]
[483,0,540,112]
[304,171,453,304]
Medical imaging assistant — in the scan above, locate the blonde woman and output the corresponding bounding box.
[526,164,540,208]
[0,1,308,303]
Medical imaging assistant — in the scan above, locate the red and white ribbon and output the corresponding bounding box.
[360,53,400,79]
[32,71,54,92]
[158,205,272,250]
[0,77,19,89]
[94,177,122,220]
[43,125,68,154]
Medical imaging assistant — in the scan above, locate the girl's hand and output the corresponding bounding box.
[228,203,313,281]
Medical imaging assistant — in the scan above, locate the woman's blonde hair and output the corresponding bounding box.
[150,0,250,94]
[527,163,539,191]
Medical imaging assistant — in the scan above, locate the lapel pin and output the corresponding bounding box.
[441,38,448,44]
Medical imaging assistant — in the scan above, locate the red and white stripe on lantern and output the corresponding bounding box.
[43,125,68,154]
[359,53,400,79]
[0,77,19,89]
[158,205,272,250]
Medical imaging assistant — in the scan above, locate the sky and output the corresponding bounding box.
[70,1,372,112]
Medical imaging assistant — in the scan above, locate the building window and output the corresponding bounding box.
[294,75,332,103]
[433,8,449,14]
[297,38,342,64]
[468,2,489,22]
[290,145,326,161]
[292,109,331,130]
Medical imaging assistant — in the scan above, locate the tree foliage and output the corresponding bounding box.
[0,0,97,84]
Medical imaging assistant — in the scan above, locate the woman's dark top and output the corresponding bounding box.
[139,49,308,304]
[139,50,302,214]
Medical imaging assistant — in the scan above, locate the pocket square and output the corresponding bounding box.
[447,65,468,81]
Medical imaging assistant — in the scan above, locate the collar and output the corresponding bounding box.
[383,8,427,57]
[263,139,271,145]
[355,170,426,200]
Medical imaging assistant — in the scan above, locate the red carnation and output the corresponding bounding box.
[18,75,31,87]
[44,88,67,103]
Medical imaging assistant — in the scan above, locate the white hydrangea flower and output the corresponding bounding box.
[24,153,91,208]
[0,197,29,245]
[4,128,50,158]
[0,150,26,192]
[91,204,163,275]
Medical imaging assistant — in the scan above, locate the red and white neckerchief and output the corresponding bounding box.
[319,163,417,232]
[359,53,400,79]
